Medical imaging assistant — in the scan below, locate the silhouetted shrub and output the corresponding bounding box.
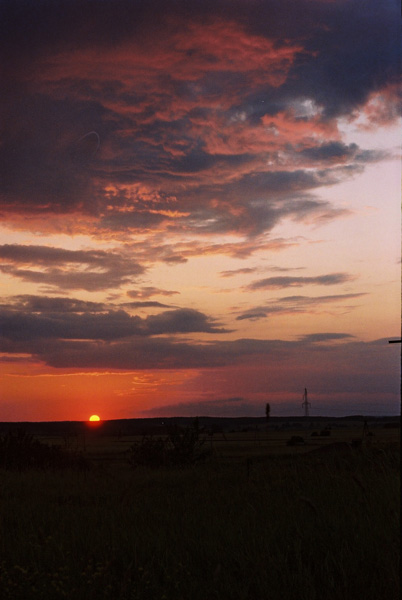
[286,435,305,446]
[166,418,210,466]
[0,429,88,471]
[127,436,167,468]
[128,419,210,468]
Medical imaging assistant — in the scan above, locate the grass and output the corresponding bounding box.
[0,426,399,599]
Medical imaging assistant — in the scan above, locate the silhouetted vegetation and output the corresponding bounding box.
[127,436,167,468]
[265,402,270,424]
[128,419,210,468]
[320,428,331,436]
[0,429,88,470]
[286,435,305,446]
[0,422,399,600]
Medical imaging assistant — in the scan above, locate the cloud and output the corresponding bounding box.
[0,308,143,342]
[301,142,388,163]
[1,323,397,403]
[236,293,365,320]
[298,333,354,343]
[236,310,270,321]
[0,302,228,343]
[220,264,305,279]
[169,170,353,236]
[299,142,358,162]
[22,338,232,371]
[2,295,107,313]
[142,396,254,417]
[0,244,145,291]
[0,0,398,243]
[0,292,289,368]
[122,301,172,309]
[0,289,398,413]
[145,309,229,335]
[246,273,355,291]
[127,287,180,299]
[129,237,297,262]
[3,293,172,313]
[220,267,258,278]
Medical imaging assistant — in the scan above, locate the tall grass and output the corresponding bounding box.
[0,441,399,599]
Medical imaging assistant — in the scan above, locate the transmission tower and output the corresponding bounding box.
[302,387,311,418]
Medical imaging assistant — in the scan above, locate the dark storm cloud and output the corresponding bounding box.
[0,244,145,291]
[235,0,400,120]
[282,1,399,120]
[0,287,396,388]
[146,309,229,335]
[1,331,395,376]
[2,0,398,99]
[299,142,359,162]
[99,167,336,236]
[0,301,228,342]
[171,172,352,236]
[297,142,388,164]
[0,0,398,238]
[0,308,143,341]
[246,273,354,291]
[0,90,117,215]
[0,329,289,369]
[99,211,169,232]
[36,338,231,371]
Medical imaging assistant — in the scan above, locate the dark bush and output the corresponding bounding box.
[0,429,88,471]
[127,436,167,468]
[166,418,210,466]
[128,419,210,468]
[286,435,305,446]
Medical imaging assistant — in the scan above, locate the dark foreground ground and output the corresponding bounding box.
[0,418,400,600]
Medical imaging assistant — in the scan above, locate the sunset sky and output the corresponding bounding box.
[0,0,400,421]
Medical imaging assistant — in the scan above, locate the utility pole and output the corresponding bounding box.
[302,388,311,418]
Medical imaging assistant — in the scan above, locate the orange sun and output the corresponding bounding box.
[89,414,101,422]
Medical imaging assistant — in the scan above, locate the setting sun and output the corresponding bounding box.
[89,415,100,422]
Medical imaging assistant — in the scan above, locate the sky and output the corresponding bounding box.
[0,0,400,421]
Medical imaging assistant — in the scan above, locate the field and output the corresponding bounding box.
[0,420,400,600]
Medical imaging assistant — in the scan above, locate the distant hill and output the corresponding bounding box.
[0,415,399,436]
